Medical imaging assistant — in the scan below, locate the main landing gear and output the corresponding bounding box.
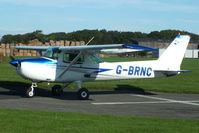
[52,85,63,96]
[26,81,90,100]
[77,88,89,100]
[76,81,90,100]
[51,83,90,100]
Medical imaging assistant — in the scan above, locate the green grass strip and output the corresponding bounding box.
[0,108,199,133]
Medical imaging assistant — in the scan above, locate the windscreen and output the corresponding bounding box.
[42,48,60,60]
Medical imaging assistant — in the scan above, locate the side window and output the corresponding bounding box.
[52,51,60,60]
[63,53,84,64]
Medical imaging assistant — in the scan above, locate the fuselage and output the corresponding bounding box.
[10,56,167,83]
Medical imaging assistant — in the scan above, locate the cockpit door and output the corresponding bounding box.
[58,52,84,67]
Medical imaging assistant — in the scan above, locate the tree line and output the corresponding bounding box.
[1,29,199,44]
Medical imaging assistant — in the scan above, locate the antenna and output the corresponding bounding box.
[85,37,94,45]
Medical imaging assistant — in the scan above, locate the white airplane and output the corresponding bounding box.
[10,35,190,100]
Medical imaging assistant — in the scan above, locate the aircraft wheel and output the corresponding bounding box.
[26,87,34,98]
[77,88,89,100]
[52,85,63,96]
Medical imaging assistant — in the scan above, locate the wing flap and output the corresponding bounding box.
[100,48,142,54]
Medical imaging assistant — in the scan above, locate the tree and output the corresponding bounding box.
[1,29,199,44]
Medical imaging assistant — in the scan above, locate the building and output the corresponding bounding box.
[139,41,199,59]
[159,49,199,58]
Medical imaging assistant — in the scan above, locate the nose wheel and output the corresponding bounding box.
[26,82,37,98]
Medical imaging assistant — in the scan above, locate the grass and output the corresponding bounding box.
[1,57,199,93]
[0,57,199,133]
[0,108,199,133]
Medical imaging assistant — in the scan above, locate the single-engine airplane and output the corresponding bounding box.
[10,35,190,100]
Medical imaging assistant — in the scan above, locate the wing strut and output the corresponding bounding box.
[57,37,94,78]
[85,37,94,45]
[57,51,83,78]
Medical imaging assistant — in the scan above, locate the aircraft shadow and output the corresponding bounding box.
[91,85,155,96]
[0,81,156,100]
[0,81,29,97]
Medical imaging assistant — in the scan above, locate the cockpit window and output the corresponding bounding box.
[90,54,104,63]
[43,48,61,60]
[63,53,84,64]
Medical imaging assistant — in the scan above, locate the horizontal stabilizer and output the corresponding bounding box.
[154,69,191,77]
[155,70,192,73]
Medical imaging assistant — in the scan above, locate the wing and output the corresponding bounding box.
[14,46,50,51]
[14,44,157,78]
[15,44,158,53]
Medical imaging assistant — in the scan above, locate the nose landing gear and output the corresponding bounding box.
[26,82,37,98]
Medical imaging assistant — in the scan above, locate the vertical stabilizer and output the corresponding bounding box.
[158,35,190,70]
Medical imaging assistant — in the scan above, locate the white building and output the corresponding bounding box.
[159,49,199,58]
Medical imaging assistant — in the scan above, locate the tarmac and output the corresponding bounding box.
[0,84,199,119]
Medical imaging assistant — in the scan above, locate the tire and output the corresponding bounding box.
[26,87,34,98]
[52,85,63,96]
[77,88,89,100]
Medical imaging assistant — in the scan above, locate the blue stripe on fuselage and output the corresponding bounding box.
[19,57,57,64]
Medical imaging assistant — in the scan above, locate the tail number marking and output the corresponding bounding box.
[116,65,152,76]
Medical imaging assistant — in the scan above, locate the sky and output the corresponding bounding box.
[0,0,199,36]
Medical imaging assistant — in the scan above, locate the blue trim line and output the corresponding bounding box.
[122,44,158,51]
[94,68,112,73]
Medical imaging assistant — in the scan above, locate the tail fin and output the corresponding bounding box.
[158,35,190,70]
